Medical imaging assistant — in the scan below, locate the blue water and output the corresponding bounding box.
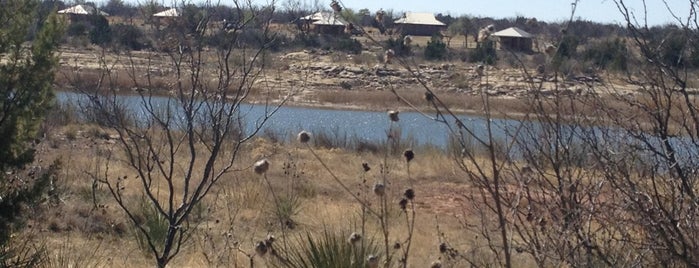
[56,91,519,149]
[56,91,699,170]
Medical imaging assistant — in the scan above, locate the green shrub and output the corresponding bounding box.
[134,196,170,254]
[111,23,149,50]
[88,15,111,46]
[331,37,362,54]
[469,39,497,64]
[424,35,448,60]
[67,22,88,37]
[582,38,628,71]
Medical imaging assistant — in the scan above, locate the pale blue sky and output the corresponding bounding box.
[119,0,688,25]
[318,0,687,25]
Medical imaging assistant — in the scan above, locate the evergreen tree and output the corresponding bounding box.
[0,0,63,265]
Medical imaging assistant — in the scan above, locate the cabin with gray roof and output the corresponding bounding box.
[492,27,534,52]
[57,4,109,22]
[393,12,446,36]
[298,12,347,34]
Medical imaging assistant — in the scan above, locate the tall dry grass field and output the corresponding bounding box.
[28,123,521,267]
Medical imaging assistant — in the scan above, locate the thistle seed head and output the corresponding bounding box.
[254,241,268,256]
[348,232,362,245]
[403,149,414,162]
[439,242,448,253]
[388,110,399,122]
[265,234,275,246]
[373,183,386,196]
[330,0,342,12]
[297,131,311,143]
[403,188,415,200]
[367,255,379,268]
[253,159,269,175]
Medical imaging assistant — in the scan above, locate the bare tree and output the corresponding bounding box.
[73,1,295,267]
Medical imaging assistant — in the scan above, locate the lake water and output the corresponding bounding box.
[56,91,519,149]
[56,91,699,167]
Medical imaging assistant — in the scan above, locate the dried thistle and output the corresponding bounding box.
[348,232,362,245]
[253,159,269,175]
[403,149,414,162]
[439,242,448,253]
[330,0,342,12]
[362,162,371,172]
[254,241,268,256]
[297,131,311,143]
[265,234,275,246]
[373,183,386,196]
[403,35,412,46]
[388,110,399,122]
[403,188,415,200]
[367,255,379,268]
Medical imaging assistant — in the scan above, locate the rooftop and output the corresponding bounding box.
[394,12,446,26]
[492,27,534,38]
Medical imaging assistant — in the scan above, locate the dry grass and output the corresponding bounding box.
[28,124,497,267]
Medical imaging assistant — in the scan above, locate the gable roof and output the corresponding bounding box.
[492,27,533,38]
[153,8,180,17]
[58,4,109,16]
[299,12,346,26]
[394,12,445,26]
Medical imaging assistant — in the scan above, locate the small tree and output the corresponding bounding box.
[79,1,295,267]
[469,39,497,64]
[424,35,447,61]
[0,0,63,265]
[89,14,111,46]
[447,16,473,47]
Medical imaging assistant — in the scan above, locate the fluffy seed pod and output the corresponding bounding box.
[384,49,395,64]
[348,232,362,245]
[253,159,269,175]
[373,183,386,196]
[403,35,412,46]
[297,131,311,143]
[367,255,379,268]
[265,234,275,245]
[330,0,342,12]
[375,9,385,22]
[404,188,415,200]
[403,149,414,162]
[399,198,408,210]
[255,241,268,256]
[430,261,442,268]
[388,110,399,122]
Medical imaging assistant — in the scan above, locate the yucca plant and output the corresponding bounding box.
[271,229,381,268]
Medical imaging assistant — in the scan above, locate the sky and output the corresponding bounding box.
[318,0,688,25]
[118,0,689,26]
